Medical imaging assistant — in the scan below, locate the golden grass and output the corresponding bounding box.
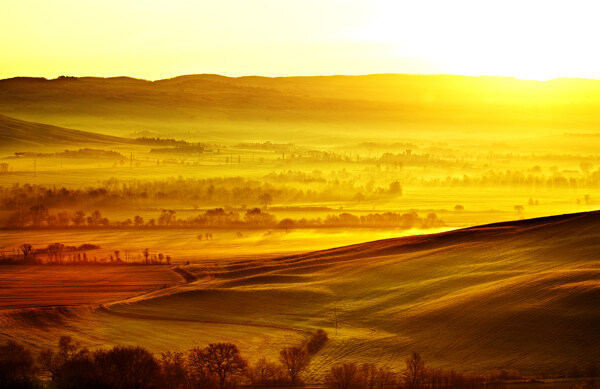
[1,211,599,381]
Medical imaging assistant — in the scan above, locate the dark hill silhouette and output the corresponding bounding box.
[1,74,599,142]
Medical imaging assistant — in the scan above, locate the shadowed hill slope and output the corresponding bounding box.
[1,74,599,142]
[0,113,132,151]
[1,211,599,379]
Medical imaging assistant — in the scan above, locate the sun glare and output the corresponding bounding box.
[2,0,600,80]
[355,0,600,80]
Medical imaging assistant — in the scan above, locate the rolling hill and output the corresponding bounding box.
[1,74,599,144]
[1,211,599,380]
[0,113,132,151]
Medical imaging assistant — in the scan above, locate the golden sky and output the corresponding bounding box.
[2,0,600,81]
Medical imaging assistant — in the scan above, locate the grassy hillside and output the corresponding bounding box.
[1,74,599,143]
[1,211,599,379]
[0,113,132,151]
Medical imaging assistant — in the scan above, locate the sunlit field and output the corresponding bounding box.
[2,212,599,382]
[1,73,600,387]
[0,227,452,263]
[5,0,600,386]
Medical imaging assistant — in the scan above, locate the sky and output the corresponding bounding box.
[2,0,600,81]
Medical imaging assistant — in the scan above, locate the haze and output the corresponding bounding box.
[3,0,600,80]
[1,2,600,389]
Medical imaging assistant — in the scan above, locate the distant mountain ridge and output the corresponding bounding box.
[1,73,599,142]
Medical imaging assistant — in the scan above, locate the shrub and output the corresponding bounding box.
[0,341,37,389]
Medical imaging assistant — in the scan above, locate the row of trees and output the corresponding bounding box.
[4,335,576,389]
[417,169,600,189]
[12,148,125,159]
[323,352,518,389]
[0,177,403,212]
[4,207,443,230]
[0,330,328,389]
[0,244,171,266]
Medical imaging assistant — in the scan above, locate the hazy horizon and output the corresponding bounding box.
[2,2,600,387]
[3,0,600,81]
[5,71,600,83]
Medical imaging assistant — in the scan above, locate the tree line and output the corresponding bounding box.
[11,148,125,159]
[0,329,328,389]
[3,207,443,230]
[2,333,597,389]
[0,177,403,212]
[0,243,171,266]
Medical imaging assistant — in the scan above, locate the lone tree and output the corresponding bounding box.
[143,248,150,264]
[279,345,309,384]
[514,205,524,216]
[258,193,272,210]
[389,181,402,195]
[19,244,32,263]
[196,343,247,389]
[279,218,295,234]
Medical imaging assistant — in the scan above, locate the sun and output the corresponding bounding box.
[354,0,600,81]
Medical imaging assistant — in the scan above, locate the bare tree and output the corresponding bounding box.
[158,209,176,226]
[247,357,286,386]
[160,351,188,389]
[404,352,427,389]
[0,340,36,387]
[279,345,309,384]
[20,244,32,263]
[324,362,361,389]
[192,343,247,389]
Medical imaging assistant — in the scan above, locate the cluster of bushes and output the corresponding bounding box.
[0,330,328,389]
